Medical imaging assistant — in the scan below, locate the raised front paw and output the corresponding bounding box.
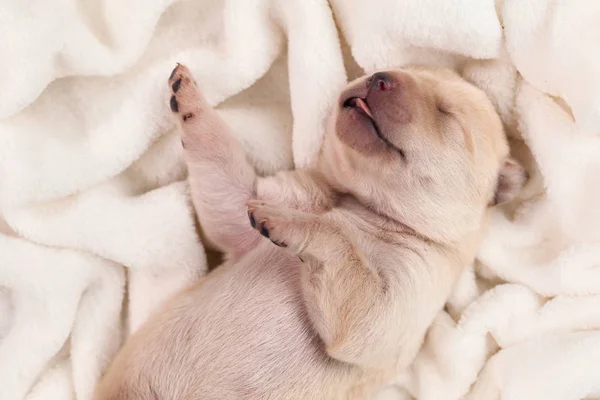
[168,63,204,126]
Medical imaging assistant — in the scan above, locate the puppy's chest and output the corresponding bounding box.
[333,215,409,266]
[359,234,409,272]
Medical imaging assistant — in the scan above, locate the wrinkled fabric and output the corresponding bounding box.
[1,0,599,399]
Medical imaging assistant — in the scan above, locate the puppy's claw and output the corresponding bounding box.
[271,239,287,248]
[169,64,180,80]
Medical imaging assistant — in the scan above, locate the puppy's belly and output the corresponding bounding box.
[122,243,354,399]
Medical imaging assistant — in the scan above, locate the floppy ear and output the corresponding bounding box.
[490,158,528,206]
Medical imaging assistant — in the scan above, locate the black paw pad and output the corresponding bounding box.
[248,210,256,228]
[170,96,178,112]
[172,78,182,93]
[260,226,270,238]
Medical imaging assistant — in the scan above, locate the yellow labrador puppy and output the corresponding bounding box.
[95,64,526,400]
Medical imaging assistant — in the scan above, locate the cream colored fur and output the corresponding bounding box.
[94,64,524,400]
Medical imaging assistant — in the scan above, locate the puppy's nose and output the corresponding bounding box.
[367,72,393,92]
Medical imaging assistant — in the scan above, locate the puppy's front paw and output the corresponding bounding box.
[247,201,291,248]
[247,201,332,263]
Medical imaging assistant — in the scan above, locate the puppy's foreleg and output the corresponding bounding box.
[169,64,262,259]
[245,201,393,369]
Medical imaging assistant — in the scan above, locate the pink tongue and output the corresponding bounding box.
[355,98,373,118]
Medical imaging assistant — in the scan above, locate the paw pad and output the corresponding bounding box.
[248,210,256,228]
[260,226,270,238]
[172,78,182,93]
[170,95,178,112]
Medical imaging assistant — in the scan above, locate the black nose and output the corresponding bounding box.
[367,72,393,92]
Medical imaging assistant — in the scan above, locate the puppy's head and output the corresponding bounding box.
[320,66,526,243]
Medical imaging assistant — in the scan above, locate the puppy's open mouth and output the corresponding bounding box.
[343,97,406,158]
[343,97,374,119]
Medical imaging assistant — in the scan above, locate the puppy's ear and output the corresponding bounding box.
[490,158,528,206]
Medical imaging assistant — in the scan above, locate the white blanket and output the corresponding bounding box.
[1,1,599,399]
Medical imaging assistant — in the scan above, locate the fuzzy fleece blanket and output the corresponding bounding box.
[1,1,600,399]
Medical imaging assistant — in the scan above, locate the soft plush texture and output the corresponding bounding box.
[0,1,598,399]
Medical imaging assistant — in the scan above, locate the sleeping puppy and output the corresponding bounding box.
[94,64,526,400]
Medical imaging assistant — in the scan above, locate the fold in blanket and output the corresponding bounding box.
[1,1,599,399]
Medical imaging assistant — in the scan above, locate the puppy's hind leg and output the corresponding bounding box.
[169,64,262,260]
